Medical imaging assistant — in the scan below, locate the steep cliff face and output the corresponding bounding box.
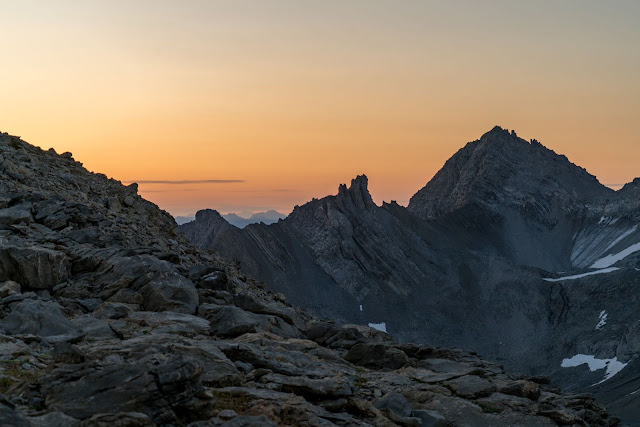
[183,127,640,423]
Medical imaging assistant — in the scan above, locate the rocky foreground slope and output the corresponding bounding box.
[0,134,623,426]
[183,127,640,424]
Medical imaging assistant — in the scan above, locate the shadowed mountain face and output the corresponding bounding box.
[3,130,621,426]
[182,127,640,423]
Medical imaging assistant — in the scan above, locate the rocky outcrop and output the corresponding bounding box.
[183,127,640,424]
[0,130,621,425]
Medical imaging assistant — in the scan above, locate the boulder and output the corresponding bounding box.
[0,300,80,338]
[42,355,214,424]
[138,272,199,314]
[52,342,86,364]
[200,305,300,339]
[500,379,541,401]
[411,409,447,427]
[128,311,209,334]
[444,375,497,399]
[0,280,20,298]
[373,392,413,418]
[0,399,30,427]
[199,270,230,291]
[0,204,31,228]
[344,343,409,370]
[260,373,353,398]
[0,245,68,289]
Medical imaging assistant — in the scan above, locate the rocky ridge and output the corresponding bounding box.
[0,132,621,425]
[182,127,640,424]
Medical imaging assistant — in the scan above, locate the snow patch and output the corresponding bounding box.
[590,242,640,269]
[543,268,620,282]
[359,304,363,312]
[599,216,607,224]
[368,322,387,333]
[561,354,628,384]
[595,310,607,330]
[605,225,638,251]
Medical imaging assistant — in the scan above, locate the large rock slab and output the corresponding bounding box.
[0,204,31,228]
[95,255,198,314]
[200,305,300,339]
[42,355,214,424]
[0,300,80,339]
[0,245,68,289]
[138,272,199,314]
[444,375,497,399]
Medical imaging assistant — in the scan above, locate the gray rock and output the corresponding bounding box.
[28,411,80,427]
[233,293,306,330]
[344,343,409,370]
[0,300,80,338]
[0,281,20,298]
[201,305,300,339]
[411,409,446,427]
[218,415,277,427]
[199,270,229,291]
[374,392,413,418]
[218,409,237,421]
[537,409,577,424]
[72,316,116,341]
[78,412,153,426]
[499,379,541,401]
[42,355,213,424]
[128,311,209,334]
[0,245,68,289]
[0,400,30,427]
[444,375,497,399]
[0,204,31,228]
[52,342,85,364]
[260,373,353,398]
[93,302,136,319]
[138,272,199,314]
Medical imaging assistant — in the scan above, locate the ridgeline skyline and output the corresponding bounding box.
[1,1,638,215]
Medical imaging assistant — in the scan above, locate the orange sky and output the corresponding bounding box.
[1,1,638,216]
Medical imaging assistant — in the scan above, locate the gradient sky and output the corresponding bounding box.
[1,1,638,216]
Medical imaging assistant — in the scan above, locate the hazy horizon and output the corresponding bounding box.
[1,1,638,216]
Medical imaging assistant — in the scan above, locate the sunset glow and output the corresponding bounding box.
[1,1,638,216]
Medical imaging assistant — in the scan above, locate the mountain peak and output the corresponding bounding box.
[195,208,227,224]
[408,128,612,220]
[481,125,510,139]
[338,174,375,210]
[478,126,529,150]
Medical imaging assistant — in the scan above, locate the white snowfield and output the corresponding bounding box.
[368,322,387,333]
[590,242,640,269]
[561,354,628,384]
[595,310,607,330]
[543,267,620,282]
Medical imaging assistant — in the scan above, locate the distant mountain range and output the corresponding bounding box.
[176,210,286,227]
[182,126,640,423]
